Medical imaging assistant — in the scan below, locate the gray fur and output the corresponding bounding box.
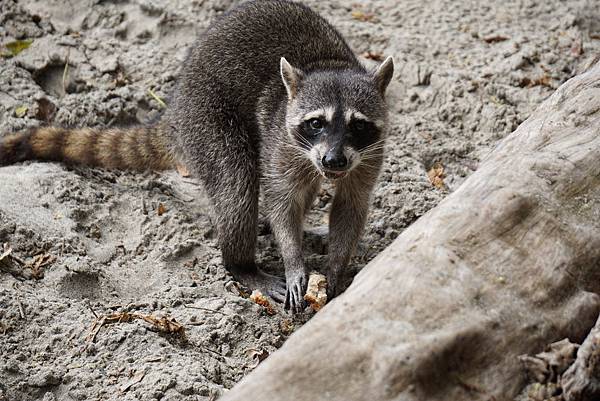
[165,0,393,312]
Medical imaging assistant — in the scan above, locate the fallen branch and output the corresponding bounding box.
[221,62,600,401]
[85,312,186,345]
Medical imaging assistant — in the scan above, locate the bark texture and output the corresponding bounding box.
[221,62,600,401]
[562,315,600,401]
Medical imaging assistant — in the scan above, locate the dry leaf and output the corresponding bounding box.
[519,338,578,382]
[304,272,327,312]
[28,253,55,279]
[225,281,250,298]
[427,162,446,189]
[245,348,270,368]
[483,35,509,43]
[157,203,166,216]
[136,314,185,337]
[279,319,294,336]
[250,290,276,315]
[351,9,377,22]
[14,106,28,118]
[86,312,186,345]
[176,163,191,177]
[2,39,33,58]
[362,51,385,61]
[570,37,583,57]
[519,74,552,88]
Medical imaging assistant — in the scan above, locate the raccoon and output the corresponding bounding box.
[0,0,394,313]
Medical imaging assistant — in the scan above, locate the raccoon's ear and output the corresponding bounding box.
[280,57,304,100]
[373,56,394,95]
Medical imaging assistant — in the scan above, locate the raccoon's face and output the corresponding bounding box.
[280,57,393,179]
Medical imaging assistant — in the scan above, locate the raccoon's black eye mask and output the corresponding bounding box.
[347,119,379,150]
[296,115,379,149]
[295,117,326,145]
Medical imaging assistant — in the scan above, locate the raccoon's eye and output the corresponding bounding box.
[308,118,323,131]
[353,120,366,132]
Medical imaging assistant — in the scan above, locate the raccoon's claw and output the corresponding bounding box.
[284,271,308,314]
[284,287,305,314]
[266,276,287,303]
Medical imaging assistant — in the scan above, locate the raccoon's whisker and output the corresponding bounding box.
[273,136,312,154]
[366,139,386,147]
[359,154,384,161]
[358,159,381,167]
[359,151,384,158]
[292,134,313,151]
[361,144,385,152]
[360,149,385,157]
[360,140,386,153]
[358,155,384,165]
[295,134,314,149]
[309,169,322,184]
[279,146,308,157]
[359,151,385,160]
[275,142,311,156]
[357,163,382,172]
[360,145,386,155]
[361,138,385,147]
[360,160,382,168]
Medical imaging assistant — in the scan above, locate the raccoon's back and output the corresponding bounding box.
[178,0,361,108]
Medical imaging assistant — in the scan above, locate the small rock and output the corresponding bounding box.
[42,392,57,401]
[28,369,61,387]
[92,54,119,73]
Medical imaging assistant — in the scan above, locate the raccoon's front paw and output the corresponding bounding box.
[228,266,287,303]
[284,270,308,314]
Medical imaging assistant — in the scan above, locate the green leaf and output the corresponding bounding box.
[15,106,28,118]
[2,39,33,58]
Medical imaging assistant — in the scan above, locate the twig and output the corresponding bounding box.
[184,304,226,315]
[85,300,99,319]
[16,299,26,319]
[84,315,106,345]
[0,247,12,267]
[141,197,148,215]
[148,89,167,108]
[62,48,71,95]
[200,345,226,358]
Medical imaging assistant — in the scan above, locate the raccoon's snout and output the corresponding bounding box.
[309,144,359,180]
[321,150,348,171]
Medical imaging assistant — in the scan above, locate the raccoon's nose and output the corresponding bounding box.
[322,151,348,170]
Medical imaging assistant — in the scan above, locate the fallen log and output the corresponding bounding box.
[221,61,600,401]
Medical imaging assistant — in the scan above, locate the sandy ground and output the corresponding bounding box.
[0,0,598,400]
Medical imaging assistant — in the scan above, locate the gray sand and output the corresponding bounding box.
[0,0,598,400]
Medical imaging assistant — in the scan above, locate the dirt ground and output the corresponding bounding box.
[0,0,598,400]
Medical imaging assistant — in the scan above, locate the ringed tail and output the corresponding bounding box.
[0,125,174,171]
